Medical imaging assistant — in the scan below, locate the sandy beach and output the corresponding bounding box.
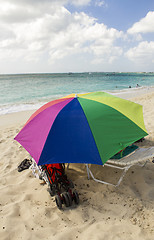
[0,89,154,240]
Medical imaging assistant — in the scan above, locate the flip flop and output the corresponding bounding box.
[18,159,32,172]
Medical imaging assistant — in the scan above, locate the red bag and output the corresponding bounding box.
[45,163,64,183]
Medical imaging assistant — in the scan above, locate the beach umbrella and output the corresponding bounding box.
[15,91,148,166]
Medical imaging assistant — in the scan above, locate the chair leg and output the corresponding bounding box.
[85,164,131,187]
[116,166,131,187]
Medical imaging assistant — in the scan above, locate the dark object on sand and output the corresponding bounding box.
[18,159,32,172]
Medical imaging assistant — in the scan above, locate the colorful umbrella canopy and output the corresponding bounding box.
[15,91,148,166]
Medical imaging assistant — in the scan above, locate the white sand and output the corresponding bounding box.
[0,90,154,240]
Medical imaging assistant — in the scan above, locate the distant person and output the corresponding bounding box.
[129,86,131,88]
[136,84,140,88]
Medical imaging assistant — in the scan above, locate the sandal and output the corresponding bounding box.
[18,159,32,172]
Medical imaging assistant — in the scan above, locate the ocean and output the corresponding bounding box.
[0,72,154,115]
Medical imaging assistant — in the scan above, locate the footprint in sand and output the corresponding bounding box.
[148,189,154,200]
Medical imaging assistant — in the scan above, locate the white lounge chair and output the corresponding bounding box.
[86,146,154,187]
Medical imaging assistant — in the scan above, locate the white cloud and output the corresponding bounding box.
[127,11,154,34]
[125,11,154,69]
[0,24,15,41]
[95,0,107,7]
[69,0,91,6]
[0,0,123,66]
[2,0,153,72]
[47,16,124,64]
[125,41,154,64]
[0,0,92,12]
[0,1,61,23]
[91,45,123,65]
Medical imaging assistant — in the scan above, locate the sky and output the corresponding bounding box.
[0,0,154,74]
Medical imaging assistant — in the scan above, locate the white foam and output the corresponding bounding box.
[0,103,44,115]
[0,86,153,115]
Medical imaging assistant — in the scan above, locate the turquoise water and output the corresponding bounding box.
[0,72,154,115]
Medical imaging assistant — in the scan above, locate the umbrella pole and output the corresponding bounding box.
[86,164,90,180]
